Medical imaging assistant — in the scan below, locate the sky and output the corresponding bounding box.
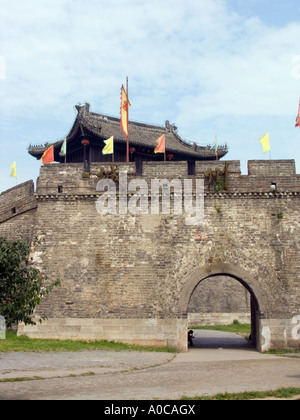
[0,0,300,193]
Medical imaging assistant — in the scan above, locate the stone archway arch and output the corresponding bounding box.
[177,263,265,352]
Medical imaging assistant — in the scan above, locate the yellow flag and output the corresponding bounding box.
[102,136,114,155]
[120,85,130,137]
[259,132,270,153]
[10,161,16,177]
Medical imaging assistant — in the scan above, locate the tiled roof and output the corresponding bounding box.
[28,103,228,160]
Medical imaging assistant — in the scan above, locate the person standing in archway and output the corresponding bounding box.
[188,330,195,347]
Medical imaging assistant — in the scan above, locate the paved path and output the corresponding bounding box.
[0,330,299,400]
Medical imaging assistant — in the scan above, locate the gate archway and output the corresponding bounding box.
[177,263,264,352]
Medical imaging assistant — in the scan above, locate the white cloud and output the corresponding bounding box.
[1,0,300,193]
[0,56,5,79]
[0,0,299,137]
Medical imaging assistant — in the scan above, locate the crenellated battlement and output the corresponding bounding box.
[33,159,300,197]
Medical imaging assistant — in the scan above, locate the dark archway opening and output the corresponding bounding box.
[187,274,260,351]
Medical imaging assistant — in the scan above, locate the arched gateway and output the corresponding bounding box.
[177,264,262,352]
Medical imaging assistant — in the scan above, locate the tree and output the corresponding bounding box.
[0,237,60,329]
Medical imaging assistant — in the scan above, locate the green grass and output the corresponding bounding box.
[266,348,300,355]
[181,387,300,400]
[0,331,177,353]
[189,321,251,336]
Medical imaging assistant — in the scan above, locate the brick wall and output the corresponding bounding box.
[0,181,37,241]
[1,161,299,351]
[188,276,251,313]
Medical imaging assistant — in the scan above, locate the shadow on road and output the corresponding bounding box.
[189,329,254,351]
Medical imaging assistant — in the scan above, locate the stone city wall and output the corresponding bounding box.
[0,180,37,241]
[1,160,300,351]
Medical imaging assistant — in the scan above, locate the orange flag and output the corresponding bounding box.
[154,134,165,154]
[41,145,54,164]
[120,85,130,137]
[296,100,300,128]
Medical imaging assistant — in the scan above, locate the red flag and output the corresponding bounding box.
[296,100,300,128]
[41,145,54,164]
[154,134,165,154]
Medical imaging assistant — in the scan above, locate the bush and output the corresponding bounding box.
[0,237,60,328]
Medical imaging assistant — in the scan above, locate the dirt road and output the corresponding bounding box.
[0,330,299,400]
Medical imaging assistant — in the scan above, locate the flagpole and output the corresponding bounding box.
[126,76,129,163]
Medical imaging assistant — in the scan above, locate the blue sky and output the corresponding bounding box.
[0,0,300,193]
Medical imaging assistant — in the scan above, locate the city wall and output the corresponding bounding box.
[0,180,37,240]
[1,160,300,351]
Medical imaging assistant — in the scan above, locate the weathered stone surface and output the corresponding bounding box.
[1,160,300,351]
[0,180,37,239]
[188,276,251,314]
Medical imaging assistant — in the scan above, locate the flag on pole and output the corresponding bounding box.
[102,136,114,155]
[259,132,270,153]
[59,138,67,157]
[296,100,300,128]
[10,161,16,177]
[154,134,165,154]
[41,145,54,164]
[120,85,130,137]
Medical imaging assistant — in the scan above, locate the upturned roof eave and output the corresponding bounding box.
[28,141,228,160]
[28,103,228,160]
